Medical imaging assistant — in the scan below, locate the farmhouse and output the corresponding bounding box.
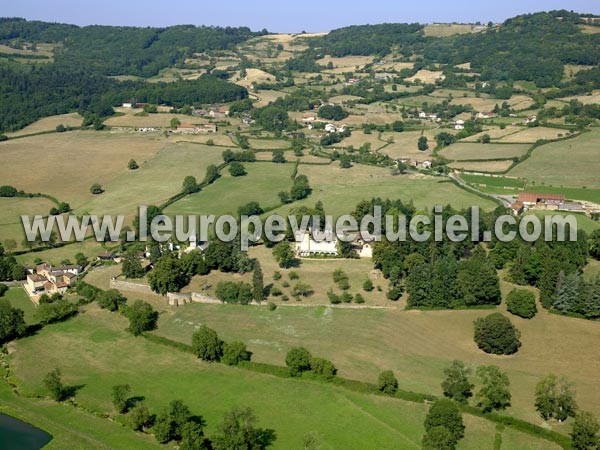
[25,262,81,298]
[98,251,116,261]
[476,111,497,119]
[294,231,338,257]
[517,192,565,209]
[175,124,217,134]
[525,115,538,125]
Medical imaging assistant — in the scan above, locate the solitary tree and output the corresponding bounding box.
[473,313,521,355]
[571,411,600,450]
[112,384,131,413]
[182,176,198,194]
[252,262,265,303]
[272,241,296,269]
[378,370,399,395]
[222,341,252,366]
[229,161,247,177]
[424,399,465,446]
[285,347,312,376]
[418,136,429,151]
[441,360,473,404]
[476,365,511,412]
[535,374,578,422]
[272,150,286,163]
[90,183,104,194]
[192,325,223,362]
[126,300,158,335]
[44,368,67,401]
[128,159,139,170]
[210,407,275,450]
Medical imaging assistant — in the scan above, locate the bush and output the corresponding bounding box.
[125,300,158,335]
[228,161,247,177]
[128,159,139,170]
[90,183,104,194]
[354,293,365,304]
[473,313,521,355]
[0,284,7,297]
[43,368,67,401]
[506,289,537,319]
[291,282,313,298]
[363,279,374,292]
[378,370,399,395]
[222,341,252,365]
[0,185,18,197]
[285,347,312,376]
[386,287,402,301]
[309,357,337,380]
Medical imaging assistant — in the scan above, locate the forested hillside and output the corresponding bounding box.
[0,18,263,76]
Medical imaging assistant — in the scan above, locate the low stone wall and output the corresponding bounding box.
[109,279,155,295]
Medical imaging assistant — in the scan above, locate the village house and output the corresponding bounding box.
[476,111,497,119]
[25,262,81,297]
[525,115,538,125]
[454,119,465,130]
[97,251,116,261]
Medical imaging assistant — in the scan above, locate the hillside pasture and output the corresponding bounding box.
[104,110,205,128]
[5,113,82,137]
[441,143,530,161]
[7,306,557,450]
[423,23,484,37]
[449,160,515,173]
[0,197,56,248]
[562,90,600,105]
[509,129,600,188]
[271,164,497,217]
[77,142,224,218]
[317,55,375,70]
[497,127,569,143]
[151,278,600,430]
[0,131,165,208]
[405,70,444,84]
[378,130,440,159]
[164,162,294,217]
[461,126,523,142]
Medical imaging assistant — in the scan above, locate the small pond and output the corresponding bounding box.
[0,414,52,449]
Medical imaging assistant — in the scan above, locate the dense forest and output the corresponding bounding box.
[0,63,248,131]
[305,11,600,87]
[0,18,264,76]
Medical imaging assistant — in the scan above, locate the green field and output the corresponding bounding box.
[510,129,600,189]
[151,277,600,431]
[165,162,295,216]
[272,165,497,217]
[3,287,37,324]
[0,197,56,249]
[7,305,560,449]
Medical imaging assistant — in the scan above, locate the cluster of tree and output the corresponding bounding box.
[251,105,293,132]
[552,272,600,319]
[191,325,253,367]
[422,399,465,450]
[320,127,351,146]
[215,281,253,304]
[0,241,26,277]
[222,148,256,163]
[285,347,337,379]
[309,23,424,57]
[506,289,538,319]
[0,297,26,345]
[317,105,349,121]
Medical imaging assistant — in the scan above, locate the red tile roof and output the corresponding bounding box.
[517,192,565,203]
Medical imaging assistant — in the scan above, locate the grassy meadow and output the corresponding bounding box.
[510,129,600,188]
[7,305,560,450]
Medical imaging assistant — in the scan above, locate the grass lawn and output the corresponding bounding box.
[165,162,294,217]
[8,306,559,449]
[449,160,515,173]
[15,240,111,267]
[5,113,82,137]
[509,129,600,188]
[529,211,600,235]
[441,143,530,161]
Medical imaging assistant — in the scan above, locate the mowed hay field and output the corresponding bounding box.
[0,131,165,207]
[104,110,207,128]
[461,126,524,142]
[509,128,600,188]
[151,278,600,433]
[379,129,441,159]
[441,143,530,161]
[497,127,569,143]
[6,113,82,137]
[10,305,560,450]
[449,160,515,172]
[423,23,482,37]
[271,164,497,217]
[165,162,295,217]
[77,142,224,218]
